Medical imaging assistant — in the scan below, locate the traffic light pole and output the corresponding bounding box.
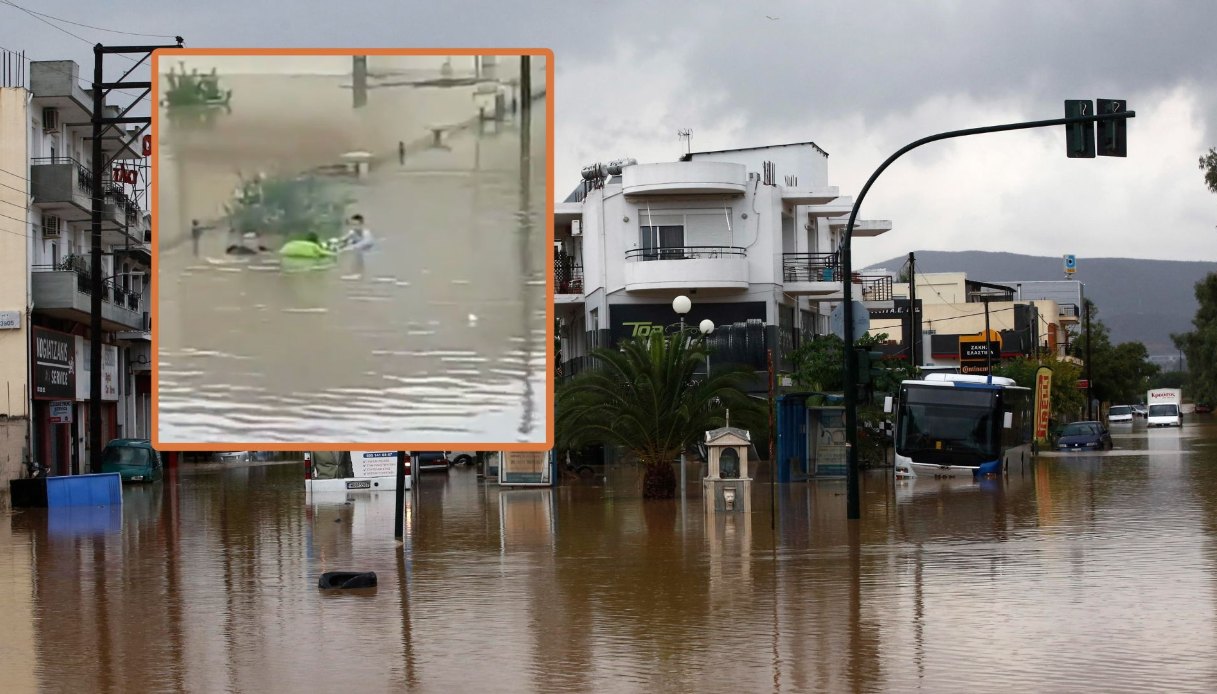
[842,108,1134,520]
[89,40,182,473]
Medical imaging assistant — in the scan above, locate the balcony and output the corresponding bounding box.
[555,260,584,303]
[781,186,839,206]
[116,314,152,344]
[1059,303,1080,323]
[31,262,145,331]
[782,253,842,296]
[621,161,748,197]
[828,218,893,238]
[30,157,94,221]
[623,246,749,292]
[30,60,93,122]
[102,185,146,245]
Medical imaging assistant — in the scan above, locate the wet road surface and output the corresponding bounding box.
[3,419,1216,692]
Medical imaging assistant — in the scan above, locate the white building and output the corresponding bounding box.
[0,56,152,483]
[553,141,894,387]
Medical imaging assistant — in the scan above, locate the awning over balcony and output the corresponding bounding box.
[828,218,893,237]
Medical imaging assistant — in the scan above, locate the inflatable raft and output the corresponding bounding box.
[279,239,337,259]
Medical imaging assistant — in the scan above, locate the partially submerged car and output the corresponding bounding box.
[99,439,163,483]
[1056,421,1114,452]
[1107,405,1134,424]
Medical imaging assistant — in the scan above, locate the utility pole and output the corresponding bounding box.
[907,252,917,368]
[983,298,993,381]
[89,39,183,473]
[1085,298,1093,420]
[352,55,368,109]
[519,55,530,121]
[840,104,1134,520]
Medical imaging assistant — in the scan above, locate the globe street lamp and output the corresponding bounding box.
[673,295,692,505]
[699,318,715,376]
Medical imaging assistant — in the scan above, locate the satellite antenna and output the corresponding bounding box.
[678,128,692,155]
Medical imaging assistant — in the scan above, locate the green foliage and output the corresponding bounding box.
[1200,147,1217,194]
[1067,300,1160,404]
[993,356,1085,422]
[164,62,231,108]
[1172,272,1217,405]
[224,173,355,241]
[555,331,764,499]
[790,333,846,392]
[1150,370,1189,391]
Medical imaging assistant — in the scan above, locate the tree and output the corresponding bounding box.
[993,356,1086,422]
[1200,147,1217,194]
[555,331,764,499]
[1068,300,1160,405]
[1172,272,1217,405]
[789,334,845,392]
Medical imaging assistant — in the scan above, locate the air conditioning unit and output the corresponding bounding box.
[571,220,582,236]
[42,215,62,239]
[42,108,59,132]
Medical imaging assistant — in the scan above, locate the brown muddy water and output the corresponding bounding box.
[2,419,1216,692]
[155,61,548,446]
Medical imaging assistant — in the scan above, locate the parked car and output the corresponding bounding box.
[1107,405,1134,424]
[99,438,163,483]
[216,451,251,463]
[1195,403,1213,414]
[1056,421,1114,452]
[412,451,451,472]
[1131,404,1148,418]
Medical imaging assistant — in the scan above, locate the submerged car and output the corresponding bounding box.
[1056,421,1113,452]
[1107,405,1134,424]
[1131,404,1148,418]
[99,439,163,482]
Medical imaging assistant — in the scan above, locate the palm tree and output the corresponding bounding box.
[556,330,763,499]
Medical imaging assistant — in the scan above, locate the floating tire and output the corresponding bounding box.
[318,571,378,590]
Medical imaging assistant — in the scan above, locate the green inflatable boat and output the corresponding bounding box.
[279,239,337,259]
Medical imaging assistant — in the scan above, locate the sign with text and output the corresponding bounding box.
[1033,366,1053,443]
[958,334,1001,376]
[49,400,73,424]
[31,327,75,400]
[610,302,766,342]
[0,311,20,330]
[351,451,399,478]
[74,337,120,402]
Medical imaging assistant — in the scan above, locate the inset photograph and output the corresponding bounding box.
[152,50,551,448]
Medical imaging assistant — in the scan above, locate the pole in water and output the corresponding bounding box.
[394,451,406,542]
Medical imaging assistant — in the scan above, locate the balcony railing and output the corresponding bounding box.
[782,252,840,282]
[555,260,584,295]
[1059,303,1080,319]
[625,246,748,262]
[858,274,894,302]
[32,259,144,311]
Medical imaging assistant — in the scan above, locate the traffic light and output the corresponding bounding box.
[1096,99,1127,157]
[854,347,886,386]
[1064,100,1095,158]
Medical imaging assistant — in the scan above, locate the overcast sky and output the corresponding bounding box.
[5,0,1216,267]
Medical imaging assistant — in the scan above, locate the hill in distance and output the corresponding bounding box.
[862,250,1217,357]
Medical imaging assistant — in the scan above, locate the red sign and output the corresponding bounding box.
[1034,367,1053,441]
[1076,379,1089,389]
[142,134,152,157]
[113,167,138,185]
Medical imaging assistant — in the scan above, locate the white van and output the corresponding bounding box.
[305,451,412,492]
[1146,388,1183,428]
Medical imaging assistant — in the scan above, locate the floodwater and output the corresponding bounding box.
[3,420,1217,692]
[155,62,548,445]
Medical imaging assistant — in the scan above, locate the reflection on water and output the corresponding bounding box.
[156,63,548,445]
[4,421,1217,691]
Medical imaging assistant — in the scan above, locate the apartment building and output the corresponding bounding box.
[553,141,894,388]
[0,56,152,484]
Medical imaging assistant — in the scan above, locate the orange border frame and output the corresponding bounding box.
[149,47,555,453]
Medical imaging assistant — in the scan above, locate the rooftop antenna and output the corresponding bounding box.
[678,128,692,156]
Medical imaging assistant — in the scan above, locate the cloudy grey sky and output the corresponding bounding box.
[5,0,1215,267]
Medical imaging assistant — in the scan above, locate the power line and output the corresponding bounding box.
[0,0,178,39]
[0,43,151,104]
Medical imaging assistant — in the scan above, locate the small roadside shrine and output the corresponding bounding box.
[702,426,753,514]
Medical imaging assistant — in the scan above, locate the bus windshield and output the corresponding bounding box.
[896,385,999,459]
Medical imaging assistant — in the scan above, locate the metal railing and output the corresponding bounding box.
[624,245,748,262]
[782,252,840,282]
[31,262,144,312]
[1059,303,1080,319]
[555,260,584,294]
[30,156,94,196]
[858,274,894,301]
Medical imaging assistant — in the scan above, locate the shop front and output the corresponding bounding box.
[30,326,75,475]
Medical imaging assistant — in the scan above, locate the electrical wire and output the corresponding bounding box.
[0,1,178,39]
[0,42,151,104]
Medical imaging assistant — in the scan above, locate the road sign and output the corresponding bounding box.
[1076,379,1089,389]
[1063,254,1077,274]
[829,301,871,340]
[1096,99,1127,157]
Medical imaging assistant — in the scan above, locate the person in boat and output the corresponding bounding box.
[279,232,337,259]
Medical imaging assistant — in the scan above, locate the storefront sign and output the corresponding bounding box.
[610,302,766,342]
[0,311,20,330]
[32,327,75,400]
[958,331,1002,375]
[75,337,120,401]
[49,400,73,424]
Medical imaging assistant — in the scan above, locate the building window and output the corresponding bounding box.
[639,224,685,260]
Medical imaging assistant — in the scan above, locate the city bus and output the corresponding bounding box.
[886,373,1034,480]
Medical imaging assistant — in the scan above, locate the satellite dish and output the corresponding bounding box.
[829,301,872,340]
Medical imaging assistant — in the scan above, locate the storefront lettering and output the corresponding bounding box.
[622,321,666,338]
[36,336,70,364]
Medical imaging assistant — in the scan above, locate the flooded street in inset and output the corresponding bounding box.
[4,420,1216,691]
[155,60,548,444]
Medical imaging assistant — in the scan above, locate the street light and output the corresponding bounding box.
[673,295,692,506]
[699,318,715,376]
